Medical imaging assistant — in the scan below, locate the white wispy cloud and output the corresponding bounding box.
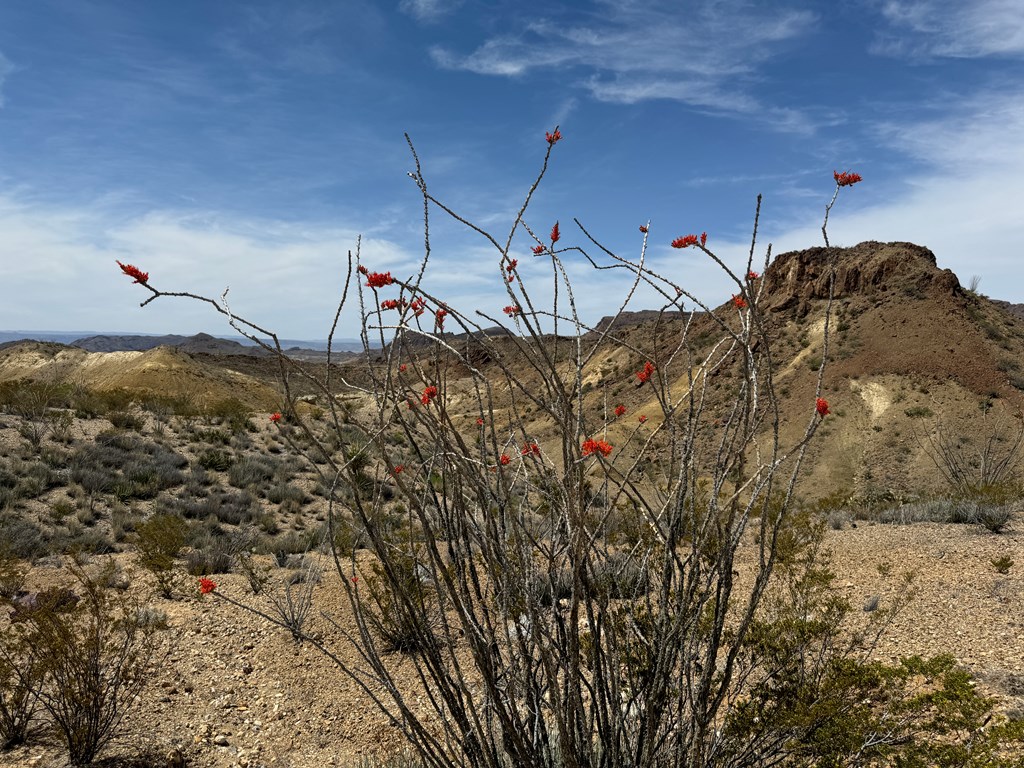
[765,87,1024,300]
[400,0,464,22]
[872,0,1024,58]
[429,1,818,125]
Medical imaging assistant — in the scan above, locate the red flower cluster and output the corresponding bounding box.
[747,270,760,280]
[357,265,368,274]
[381,299,403,311]
[532,244,545,255]
[435,308,447,327]
[394,465,404,474]
[671,234,698,249]
[399,363,407,372]
[614,404,626,417]
[116,260,149,284]
[834,170,862,187]
[270,412,282,423]
[639,225,648,234]
[550,221,560,244]
[503,304,521,317]
[636,360,656,384]
[732,294,748,309]
[365,271,394,289]
[581,438,613,458]
[409,297,427,317]
[816,397,831,417]
[499,453,512,466]
[476,417,484,426]
[521,443,540,456]
[546,129,562,145]
[421,385,439,405]
[638,414,647,424]
[199,577,216,595]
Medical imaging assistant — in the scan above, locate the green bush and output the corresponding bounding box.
[135,513,189,598]
[196,448,233,472]
[0,564,163,765]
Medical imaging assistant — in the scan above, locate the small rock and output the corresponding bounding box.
[214,734,230,747]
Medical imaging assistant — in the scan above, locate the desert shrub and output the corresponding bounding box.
[135,513,189,598]
[234,551,271,595]
[196,447,233,471]
[0,515,52,562]
[183,547,233,576]
[977,503,1013,533]
[106,411,145,431]
[992,555,1014,574]
[0,564,162,765]
[206,397,252,433]
[263,559,320,642]
[0,634,45,749]
[227,455,278,489]
[266,481,307,505]
[71,432,185,505]
[139,393,196,420]
[904,405,933,418]
[48,410,75,444]
[193,427,231,445]
[365,550,438,655]
[66,529,116,556]
[159,487,256,526]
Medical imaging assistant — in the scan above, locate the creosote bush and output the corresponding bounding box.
[119,134,1024,766]
[0,563,164,765]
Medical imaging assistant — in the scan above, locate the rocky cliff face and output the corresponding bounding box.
[763,241,963,316]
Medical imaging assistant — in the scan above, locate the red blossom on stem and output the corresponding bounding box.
[747,270,760,281]
[700,232,707,247]
[581,438,613,458]
[532,245,545,255]
[834,170,862,187]
[199,577,216,595]
[732,294,748,309]
[521,443,540,456]
[399,364,407,373]
[506,259,517,272]
[365,271,394,289]
[545,129,562,145]
[476,417,484,426]
[550,221,560,244]
[636,361,656,384]
[421,385,439,405]
[435,308,447,327]
[409,297,427,317]
[638,414,647,424]
[672,234,699,249]
[499,453,512,466]
[816,397,831,417]
[394,465,404,474]
[639,225,648,234]
[614,404,626,417]
[357,265,368,275]
[381,299,404,311]
[116,261,149,284]
[503,304,521,317]
[269,413,282,423]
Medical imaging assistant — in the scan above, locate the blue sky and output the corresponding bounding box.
[1,0,1023,339]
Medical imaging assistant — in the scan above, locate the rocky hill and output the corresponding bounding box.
[2,240,1023,501]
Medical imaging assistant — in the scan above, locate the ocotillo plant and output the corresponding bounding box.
[119,135,897,768]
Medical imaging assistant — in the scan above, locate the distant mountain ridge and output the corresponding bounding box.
[0,331,367,353]
[73,332,267,356]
